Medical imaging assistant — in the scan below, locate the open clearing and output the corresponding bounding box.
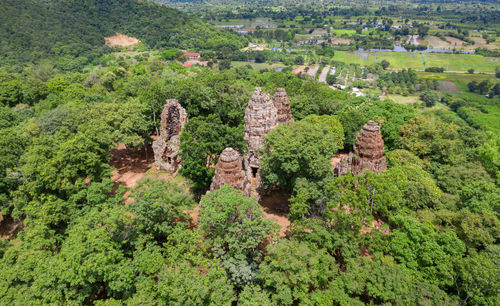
[437,81,460,92]
[104,33,140,47]
[386,94,421,105]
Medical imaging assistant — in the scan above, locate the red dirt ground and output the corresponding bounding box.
[0,213,23,239]
[104,34,140,47]
[110,144,154,189]
[109,144,292,234]
[260,190,292,237]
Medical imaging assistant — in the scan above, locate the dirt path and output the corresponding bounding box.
[318,65,330,83]
[420,53,426,70]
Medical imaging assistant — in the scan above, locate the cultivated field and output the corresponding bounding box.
[332,51,500,73]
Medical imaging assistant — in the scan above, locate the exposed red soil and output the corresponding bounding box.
[259,190,292,237]
[292,65,306,75]
[0,213,23,239]
[360,218,390,235]
[104,34,140,47]
[110,143,154,189]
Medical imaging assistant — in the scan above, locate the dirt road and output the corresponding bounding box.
[318,65,330,83]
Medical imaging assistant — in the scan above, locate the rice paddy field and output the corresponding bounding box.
[332,51,500,73]
[418,72,499,91]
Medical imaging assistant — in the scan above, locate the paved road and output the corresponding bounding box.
[318,65,330,83]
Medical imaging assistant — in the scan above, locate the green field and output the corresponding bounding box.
[332,51,500,73]
[330,29,356,36]
[379,52,424,70]
[418,72,499,91]
[386,94,421,105]
[333,51,377,66]
[422,54,500,73]
[231,61,285,70]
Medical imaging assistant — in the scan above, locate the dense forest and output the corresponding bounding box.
[0,0,245,68]
[0,0,499,304]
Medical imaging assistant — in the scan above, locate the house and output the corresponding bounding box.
[184,52,200,60]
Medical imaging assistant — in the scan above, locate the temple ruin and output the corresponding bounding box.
[272,88,294,124]
[334,120,386,176]
[209,147,251,196]
[243,87,278,185]
[152,99,188,174]
[208,87,294,199]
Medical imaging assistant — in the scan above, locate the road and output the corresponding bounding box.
[318,65,330,83]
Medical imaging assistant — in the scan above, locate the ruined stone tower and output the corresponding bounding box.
[272,88,293,125]
[333,120,386,176]
[209,147,251,196]
[244,88,278,170]
[152,99,188,174]
[352,120,386,174]
[243,88,278,199]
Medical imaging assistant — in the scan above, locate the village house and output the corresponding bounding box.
[183,52,200,60]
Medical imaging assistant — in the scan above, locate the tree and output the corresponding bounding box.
[477,80,492,95]
[130,261,235,305]
[179,115,245,193]
[420,90,439,107]
[454,246,500,305]
[326,74,337,85]
[380,60,390,70]
[259,240,338,305]
[260,115,344,189]
[467,81,478,92]
[130,178,195,242]
[294,55,304,65]
[218,59,231,71]
[199,186,277,287]
[375,215,465,288]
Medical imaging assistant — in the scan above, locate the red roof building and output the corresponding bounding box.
[184,52,200,59]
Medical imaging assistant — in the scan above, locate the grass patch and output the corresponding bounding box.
[386,94,421,105]
[379,52,424,70]
[422,53,500,73]
[231,61,285,71]
[418,72,499,91]
[330,29,356,36]
[333,51,377,66]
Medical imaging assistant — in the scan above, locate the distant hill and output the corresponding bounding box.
[0,0,246,67]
